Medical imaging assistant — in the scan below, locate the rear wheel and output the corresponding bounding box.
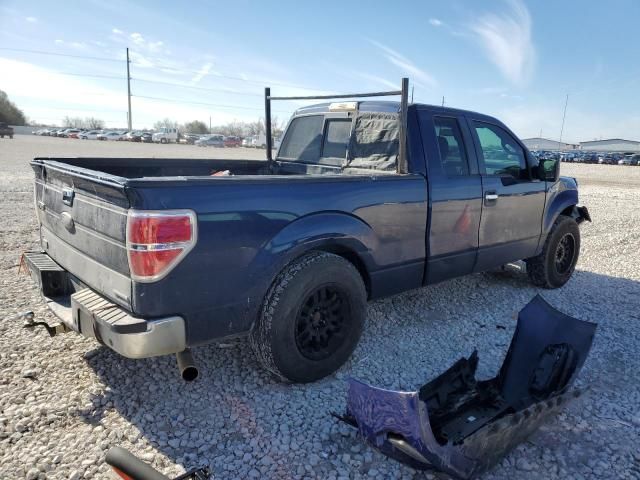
[250,251,366,383]
[526,215,580,288]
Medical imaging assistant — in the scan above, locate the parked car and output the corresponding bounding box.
[152,127,179,144]
[581,153,598,164]
[141,132,153,143]
[80,130,101,140]
[224,136,241,148]
[66,129,82,139]
[122,131,142,142]
[0,122,14,139]
[242,136,254,147]
[195,134,225,147]
[619,154,640,165]
[97,131,124,141]
[251,134,267,148]
[180,133,201,145]
[25,96,591,384]
[600,153,622,165]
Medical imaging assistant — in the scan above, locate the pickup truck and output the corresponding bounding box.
[0,122,14,138]
[24,87,590,384]
[152,127,179,144]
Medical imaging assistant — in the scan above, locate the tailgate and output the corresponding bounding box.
[32,159,132,308]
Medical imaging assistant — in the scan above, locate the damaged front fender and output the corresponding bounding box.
[337,295,597,479]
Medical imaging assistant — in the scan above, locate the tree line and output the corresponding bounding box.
[154,117,284,137]
[0,90,27,125]
[0,89,285,137]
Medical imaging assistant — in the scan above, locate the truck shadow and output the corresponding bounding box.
[77,267,640,478]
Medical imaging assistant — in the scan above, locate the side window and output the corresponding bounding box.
[433,116,470,176]
[278,115,323,162]
[473,122,527,178]
[322,118,352,160]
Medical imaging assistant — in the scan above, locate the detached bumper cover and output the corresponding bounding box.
[338,295,597,479]
[23,251,186,358]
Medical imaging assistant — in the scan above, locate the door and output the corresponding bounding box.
[469,119,546,271]
[418,110,483,284]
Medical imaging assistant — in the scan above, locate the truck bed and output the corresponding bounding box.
[31,156,427,345]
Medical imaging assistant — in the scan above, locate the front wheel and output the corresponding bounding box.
[160,138,167,144]
[526,215,580,288]
[250,252,366,383]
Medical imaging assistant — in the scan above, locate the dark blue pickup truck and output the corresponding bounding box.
[25,92,590,383]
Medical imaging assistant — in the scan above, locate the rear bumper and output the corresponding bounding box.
[23,251,186,359]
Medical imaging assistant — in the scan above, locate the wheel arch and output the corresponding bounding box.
[543,188,579,235]
[254,212,377,304]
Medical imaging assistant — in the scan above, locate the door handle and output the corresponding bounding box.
[484,191,499,205]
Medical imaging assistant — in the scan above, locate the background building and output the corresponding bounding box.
[579,139,640,152]
[521,137,579,151]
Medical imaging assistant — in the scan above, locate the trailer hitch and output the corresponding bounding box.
[18,311,69,337]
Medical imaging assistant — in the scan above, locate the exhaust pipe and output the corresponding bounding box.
[176,349,198,382]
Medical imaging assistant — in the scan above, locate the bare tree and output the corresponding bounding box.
[63,116,84,128]
[182,120,208,134]
[154,118,178,130]
[86,117,105,129]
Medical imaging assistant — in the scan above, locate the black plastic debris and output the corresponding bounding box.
[335,295,597,479]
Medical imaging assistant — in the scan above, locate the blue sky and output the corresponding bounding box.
[1,0,639,141]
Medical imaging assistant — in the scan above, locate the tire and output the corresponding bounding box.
[160,138,167,144]
[250,251,367,383]
[526,215,580,288]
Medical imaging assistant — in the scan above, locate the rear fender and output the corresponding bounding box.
[253,212,378,286]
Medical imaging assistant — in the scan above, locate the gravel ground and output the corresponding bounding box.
[1,135,639,479]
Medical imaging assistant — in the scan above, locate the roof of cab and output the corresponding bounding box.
[294,101,498,123]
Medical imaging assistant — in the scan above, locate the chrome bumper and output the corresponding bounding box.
[24,251,186,359]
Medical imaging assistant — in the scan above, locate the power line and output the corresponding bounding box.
[132,94,292,114]
[0,47,122,62]
[132,77,264,97]
[53,72,124,80]
[129,60,334,92]
[2,46,335,93]
[23,104,124,112]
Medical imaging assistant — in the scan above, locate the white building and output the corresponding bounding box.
[579,139,640,153]
[521,137,579,151]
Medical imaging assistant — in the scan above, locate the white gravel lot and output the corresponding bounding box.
[1,135,639,479]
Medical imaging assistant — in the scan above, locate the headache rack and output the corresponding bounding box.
[264,77,410,174]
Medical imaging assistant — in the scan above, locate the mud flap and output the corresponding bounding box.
[337,295,597,479]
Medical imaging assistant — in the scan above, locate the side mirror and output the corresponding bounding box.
[539,157,560,182]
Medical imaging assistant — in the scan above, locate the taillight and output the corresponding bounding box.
[126,210,197,282]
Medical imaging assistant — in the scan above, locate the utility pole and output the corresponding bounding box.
[126,48,132,131]
[209,116,212,134]
[441,96,445,107]
[558,94,569,152]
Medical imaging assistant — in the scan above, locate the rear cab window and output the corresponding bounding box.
[321,118,352,161]
[433,116,470,176]
[277,107,399,173]
[278,115,324,162]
